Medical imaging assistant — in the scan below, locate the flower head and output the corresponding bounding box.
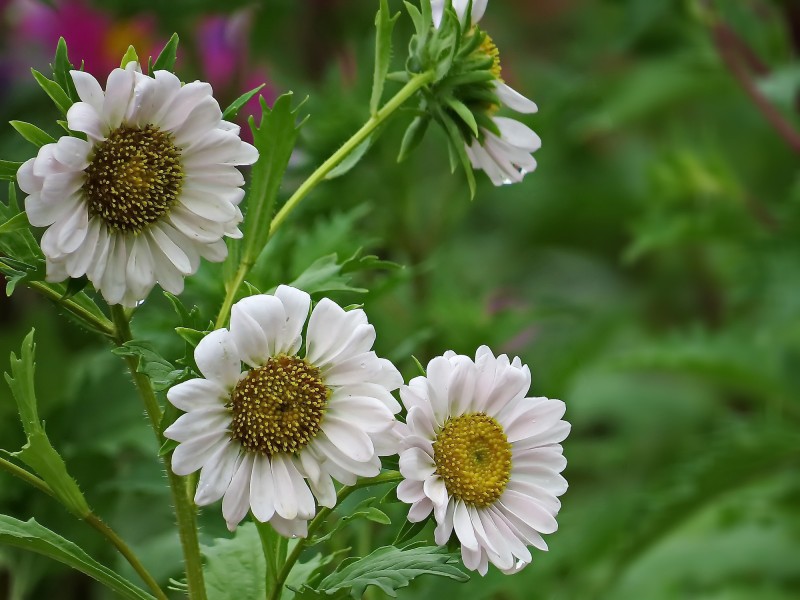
[165,286,402,534]
[17,61,257,306]
[404,1,540,187]
[396,347,569,574]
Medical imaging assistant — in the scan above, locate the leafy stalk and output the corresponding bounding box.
[110,306,207,600]
[267,471,403,600]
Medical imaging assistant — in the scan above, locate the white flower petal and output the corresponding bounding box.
[70,70,104,111]
[273,285,311,355]
[195,442,240,506]
[321,415,374,463]
[53,136,91,171]
[249,455,277,522]
[495,82,538,114]
[102,65,136,129]
[399,447,436,481]
[222,453,255,530]
[167,378,228,412]
[66,102,106,140]
[408,498,434,522]
[171,431,229,476]
[194,329,242,390]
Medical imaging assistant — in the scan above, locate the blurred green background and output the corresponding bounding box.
[1,0,799,598]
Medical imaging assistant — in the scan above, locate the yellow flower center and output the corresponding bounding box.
[432,413,512,507]
[83,125,183,233]
[229,355,330,456]
[479,32,502,81]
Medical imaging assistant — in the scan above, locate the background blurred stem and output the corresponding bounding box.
[214,70,436,330]
[0,457,168,600]
[110,305,207,600]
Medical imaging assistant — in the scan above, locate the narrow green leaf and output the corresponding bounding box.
[31,69,73,115]
[394,519,427,545]
[5,331,91,518]
[0,160,23,181]
[0,516,154,600]
[175,327,205,349]
[232,93,305,283]
[10,121,56,148]
[52,37,78,101]
[316,545,469,598]
[411,355,427,376]
[397,115,430,162]
[371,0,400,115]
[222,84,266,121]
[440,114,476,198]
[120,45,139,68]
[151,33,179,73]
[0,213,29,235]
[445,98,479,137]
[324,136,372,180]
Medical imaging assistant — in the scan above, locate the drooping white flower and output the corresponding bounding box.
[396,346,569,575]
[429,1,541,186]
[466,116,541,186]
[164,285,402,535]
[17,61,258,306]
[431,0,488,29]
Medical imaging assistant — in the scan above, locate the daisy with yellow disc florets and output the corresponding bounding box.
[396,346,570,574]
[164,285,402,535]
[17,61,257,306]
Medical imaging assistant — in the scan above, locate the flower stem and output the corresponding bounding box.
[110,305,208,600]
[213,70,435,330]
[0,457,168,600]
[268,471,403,600]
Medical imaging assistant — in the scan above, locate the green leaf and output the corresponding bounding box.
[52,37,78,101]
[445,98,478,137]
[371,0,400,115]
[0,516,154,600]
[111,341,182,392]
[10,121,57,148]
[4,331,90,518]
[175,327,206,349]
[439,113,476,198]
[31,69,73,115]
[151,33,179,73]
[315,545,468,598]
[222,84,266,121]
[229,93,305,283]
[324,136,372,180]
[290,249,400,298]
[202,523,265,600]
[120,45,139,68]
[310,497,392,546]
[397,115,430,162]
[394,519,427,545]
[0,212,30,235]
[0,160,23,181]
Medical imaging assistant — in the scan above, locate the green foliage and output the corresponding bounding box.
[288,249,400,297]
[30,69,73,115]
[4,330,90,518]
[202,524,266,600]
[9,121,56,148]
[120,45,139,68]
[150,33,179,73]
[303,545,469,598]
[371,0,400,115]
[222,84,266,121]
[0,516,154,600]
[52,37,78,102]
[111,341,184,392]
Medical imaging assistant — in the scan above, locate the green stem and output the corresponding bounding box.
[268,471,403,600]
[26,279,115,338]
[256,522,279,599]
[110,305,207,600]
[213,70,436,330]
[0,457,168,600]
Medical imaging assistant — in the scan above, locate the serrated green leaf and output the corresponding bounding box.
[324,136,372,180]
[175,327,205,349]
[227,93,305,285]
[289,254,367,296]
[202,523,265,600]
[120,45,139,68]
[317,545,468,598]
[4,331,90,518]
[371,0,400,115]
[151,33,179,73]
[52,37,78,101]
[31,69,73,115]
[111,341,181,392]
[222,84,265,121]
[0,160,23,181]
[10,121,57,147]
[0,212,30,234]
[0,516,154,600]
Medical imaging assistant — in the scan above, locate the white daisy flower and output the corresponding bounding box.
[431,0,488,29]
[16,61,258,306]
[396,346,569,575]
[430,0,540,186]
[164,285,403,534]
